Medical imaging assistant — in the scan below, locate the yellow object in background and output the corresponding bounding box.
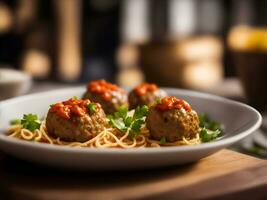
[228,26,267,52]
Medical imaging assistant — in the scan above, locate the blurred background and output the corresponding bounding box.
[0,0,266,84]
[1,0,267,156]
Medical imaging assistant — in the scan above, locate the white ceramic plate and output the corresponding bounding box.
[0,87,262,170]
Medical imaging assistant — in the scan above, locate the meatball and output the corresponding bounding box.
[128,83,167,110]
[83,80,128,114]
[46,98,108,142]
[146,96,199,142]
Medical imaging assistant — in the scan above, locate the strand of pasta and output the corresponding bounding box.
[6,120,201,148]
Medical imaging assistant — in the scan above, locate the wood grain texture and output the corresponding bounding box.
[0,149,267,200]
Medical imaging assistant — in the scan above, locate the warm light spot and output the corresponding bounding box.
[177,36,222,62]
[55,0,81,81]
[117,44,139,69]
[183,61,223,90]
[0,3,13,33]
[116,68,144,87]
[22,49,51,78]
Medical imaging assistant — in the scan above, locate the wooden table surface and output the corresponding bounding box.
[0,149,267,200]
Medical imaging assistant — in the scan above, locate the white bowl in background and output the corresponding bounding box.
[0,68,32,100]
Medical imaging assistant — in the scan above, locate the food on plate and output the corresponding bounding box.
[6,80,222,148]
[146,96,199,142]
[128,83,167,109]
[198,113,222,142]
[83,79,128,114]
[46,98,108,142]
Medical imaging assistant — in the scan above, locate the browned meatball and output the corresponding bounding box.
[128,83,167,110]
[46,98,108,142]
[146,96,199,142]
[83,80,128,114]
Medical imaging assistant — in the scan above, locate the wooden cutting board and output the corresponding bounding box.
[0,149,267,200]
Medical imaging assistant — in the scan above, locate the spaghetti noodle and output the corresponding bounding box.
[7,120,201,148]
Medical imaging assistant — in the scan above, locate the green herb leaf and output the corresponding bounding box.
[199,113,208,128]
[124,116,133,127]
[199,113,222,131]
[128,130,136,138]
[128,119,146,138]
[199,127,221,142]
[107,115,127,132]
[208,121,221,131]
[88,103,96,114]
[49,104,55,108]
[72,96,78,100]
[10,119,21,125]
[21,114,41,131]
[114,106,128,120]
[248,146,262,155]
[160,137,166,144]
[247,146,267,157]
[133,105,148,120]
[131,119,144,133]
[108,105,148,139]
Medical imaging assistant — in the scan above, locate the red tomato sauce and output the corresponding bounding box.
[156,96,192,111]
[50,98,91,119]
[87,80,125,101]
[134,83,158,96]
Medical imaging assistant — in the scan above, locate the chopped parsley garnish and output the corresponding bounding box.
[160,137,166,144]
[114,106,128,119]
[199,113,222,142]
[88,103,97,114]
[199,127,221,142]
[20,114,41,131]
[199,113,222,131]
[247,147,267,157]
[108,105,148,138]
[133,106,149,119]
[248,146,262,155]
[10,119,21,125]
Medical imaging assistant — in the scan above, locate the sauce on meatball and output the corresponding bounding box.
[84,80,128,114]
[87,80,126,101]
[129,83,167,110]
[50,98,95,119]
[134,83,158,96]
[155,96,191,111]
